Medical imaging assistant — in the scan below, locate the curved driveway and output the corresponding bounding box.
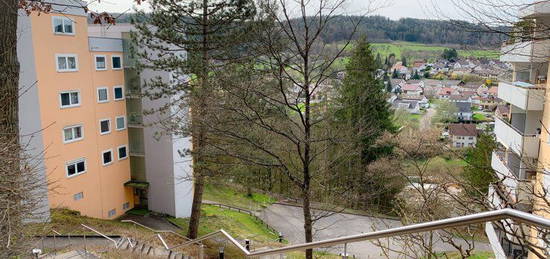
[259,204,492,258]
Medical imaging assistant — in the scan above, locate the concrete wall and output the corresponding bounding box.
[17,11,51,222]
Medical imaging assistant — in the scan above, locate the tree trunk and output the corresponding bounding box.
[187,0,209,239]
[302,187,313,259]
[0,0,22,255]
[187,171,204,239]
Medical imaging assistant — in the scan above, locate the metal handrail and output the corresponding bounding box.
[81,224,120,248]
[120,219,191,241]
[171,208,550,257]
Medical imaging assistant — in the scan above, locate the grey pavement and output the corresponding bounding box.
[259,204,492,259]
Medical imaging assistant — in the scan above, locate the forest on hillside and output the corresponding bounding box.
[103,14,505,48]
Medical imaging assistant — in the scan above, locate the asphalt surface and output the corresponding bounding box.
[260,204,493,259]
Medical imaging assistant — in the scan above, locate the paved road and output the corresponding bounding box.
[260,204,492,259]
[420,107,436,130]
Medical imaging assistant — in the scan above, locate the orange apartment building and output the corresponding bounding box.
[18,1,193,220]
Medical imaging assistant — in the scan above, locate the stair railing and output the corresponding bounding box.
[81,224,120,248]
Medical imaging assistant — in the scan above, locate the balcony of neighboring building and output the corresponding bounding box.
[498,81,545,111]
[125,68,141,98]
[501,39,550,63]
[494,109,542,157]
[519,1,550,19]
[491,151,536,207]
[129,128,145,157]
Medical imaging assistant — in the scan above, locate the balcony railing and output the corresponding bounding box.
[494,116,540,158]
[498,81,545,111]
[491,152,520,188]
[519,1,550,18]
[127,113,143,127]
[168,209,550,258]
[129,141,145,157]
[500,39,550,63]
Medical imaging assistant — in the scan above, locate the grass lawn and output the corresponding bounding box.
[168,205,283,257]
[203,184,276,210]
[473,113,488,121]
[332,41,498,69]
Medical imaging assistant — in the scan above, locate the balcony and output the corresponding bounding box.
[491,152,520,190]
[127,113,144,128]
[500,39,550,63]
[519,1,550,18]
[498,82,545,111]
[494,116,540,157]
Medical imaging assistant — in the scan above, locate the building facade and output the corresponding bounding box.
[486,2,550,258]
[18,1,193,219]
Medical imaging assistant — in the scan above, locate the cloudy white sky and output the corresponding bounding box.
[87,0,459,20]
[87,0,528,21]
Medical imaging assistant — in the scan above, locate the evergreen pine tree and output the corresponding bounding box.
[375,53,382,69]
[402,56,407,67]
[337,37,396,163]
[133,0,257,239]
[412,70,420,79]
[463,132,497,197]
[392,69,399,79]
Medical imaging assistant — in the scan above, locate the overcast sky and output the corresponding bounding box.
[87,0,528,21]
[87,0,463,20]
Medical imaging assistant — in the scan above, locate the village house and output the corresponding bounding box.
[392,99,421,114]
[455,102,473,121]
[448,123,478,148]
[401,83,423,96]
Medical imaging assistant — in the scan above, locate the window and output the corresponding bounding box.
[116,116,126,131]
[469,137,474,140]
[95,55,107,70]
[102,149,113,165]
[73,192,84,201]
[97,87,109,103]
[52,16,74,35]
[123,202,130,210]
[99,119,111,135]
[112,56,122,69]
[66,158,86,177]
[56,54,78,72]
[118,145,128,160]
[63,125,83,143]
[108,209,116,218]
[113,86,124,100]
[60,91,80,108]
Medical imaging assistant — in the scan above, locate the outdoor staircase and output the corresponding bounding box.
[116,237,193,259]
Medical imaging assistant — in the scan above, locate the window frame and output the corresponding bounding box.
[63,124,84,144]
[113,86,125,101]
[108,209,116,218]
[115,116,126,131]
[59,90,81,108]
[52,16,75,35]
[111,55,123,70]
[118,145,128,160]
[97,87,109,103]
[99,118,111,135]
[73,192,84,201]
[122,202,130,210]
[66,158,87,178]
[95,55,108,71]
[102,149,114,166]
[55,54,79,72]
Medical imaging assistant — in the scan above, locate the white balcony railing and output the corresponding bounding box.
[500,40,550,63]
[519,1,550,18]
[494,116,540,158]
[491,152,520,191]
[498,81,545,111]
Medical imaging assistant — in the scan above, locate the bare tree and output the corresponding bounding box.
[193,0,389,257]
